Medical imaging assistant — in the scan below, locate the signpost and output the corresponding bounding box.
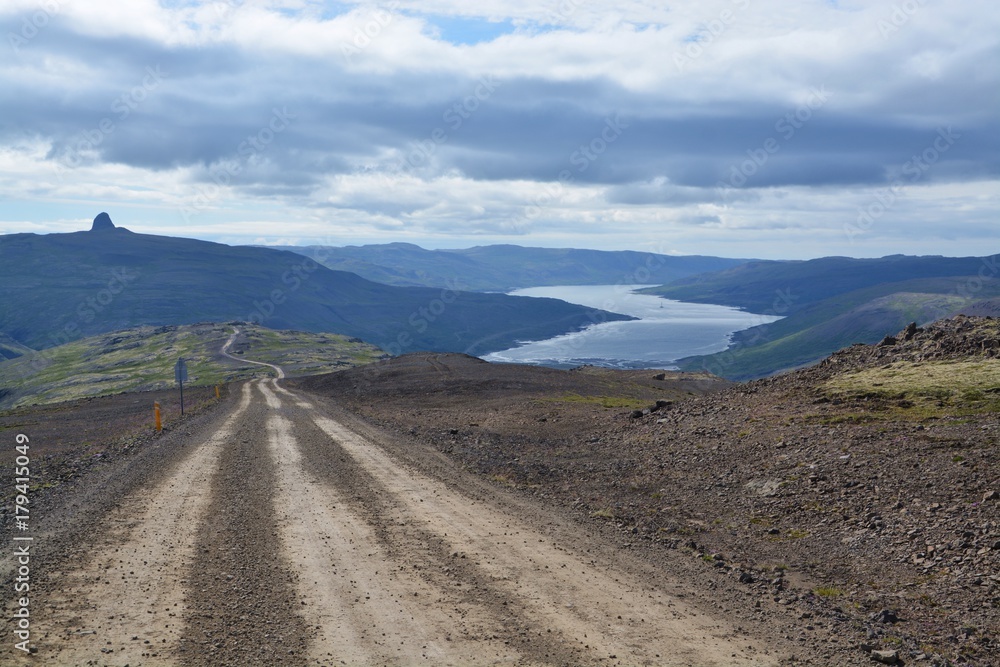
[175,358,188,415]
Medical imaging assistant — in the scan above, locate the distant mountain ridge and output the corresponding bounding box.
[0,215,631,359]
[284,242,748,291]
[640,255,997,312]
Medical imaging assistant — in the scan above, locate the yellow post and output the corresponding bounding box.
[215,385,220,399]
[154,402,162,432]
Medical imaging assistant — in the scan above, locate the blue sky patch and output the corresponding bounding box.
[420,15,517,45]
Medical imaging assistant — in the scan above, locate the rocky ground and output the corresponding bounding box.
[298,316,1000,666]
[2,374,787,666]
[0,384,221,506]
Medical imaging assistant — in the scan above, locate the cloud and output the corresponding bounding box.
[0,0,998,259]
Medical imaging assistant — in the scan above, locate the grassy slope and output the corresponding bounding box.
[290,243,747,291]
[677,281,1000,379]
[0,323,383,409]
[0,228,629,356]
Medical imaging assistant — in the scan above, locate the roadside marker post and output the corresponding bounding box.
[175,358,188,415]
[215,385,220,399]
[154,402,162,432]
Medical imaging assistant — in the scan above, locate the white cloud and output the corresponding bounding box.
[0,0,997,259]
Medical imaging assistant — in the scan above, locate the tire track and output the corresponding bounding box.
[27,382,254,666]
[298,392,776,667]
[271,383,577,665]
[178,380,310,666]
[260,380,523,666]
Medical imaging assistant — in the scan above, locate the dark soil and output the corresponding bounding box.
[0,385,222,507]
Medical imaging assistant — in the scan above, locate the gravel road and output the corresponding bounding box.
[1,353,781,665]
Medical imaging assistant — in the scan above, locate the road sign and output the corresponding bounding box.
[174,358,188,384]
[175,358,188,415]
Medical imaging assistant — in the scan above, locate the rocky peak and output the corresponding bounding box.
[90,212,115,232]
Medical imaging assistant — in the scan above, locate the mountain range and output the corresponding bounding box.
[285,243,746,291]
[0,214,630,359]
[4,214,997,384]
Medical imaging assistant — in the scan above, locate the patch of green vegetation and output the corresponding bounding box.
[0,323,382,409]
[541,393,649,410]
[805,412,882,425]
[814,586,844,597]
[29,481,58,492]
[827,359,1000,394]
[787,529,809,539]
[590,508,615,519]
[824,359,1000,418]
[488,473,517,487]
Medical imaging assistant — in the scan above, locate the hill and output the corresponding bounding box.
[636,255,1000,379]
[0,323,382,409]
[0,333,32,361]
[286,242,747,291]
[640,254,995,312]
[0,214,630,357]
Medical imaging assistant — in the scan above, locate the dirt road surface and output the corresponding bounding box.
[2,342,787,665]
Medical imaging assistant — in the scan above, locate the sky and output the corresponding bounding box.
[0,0,997,260]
